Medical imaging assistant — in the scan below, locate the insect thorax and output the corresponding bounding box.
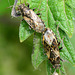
[17,4,30,17]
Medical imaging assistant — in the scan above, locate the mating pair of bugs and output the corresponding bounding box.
[11,0,64,71]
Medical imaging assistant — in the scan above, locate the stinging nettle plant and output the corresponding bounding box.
[14,0,75,75]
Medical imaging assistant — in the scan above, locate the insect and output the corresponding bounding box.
[11,0,64,71]
[42,28,63,69]
[11,0,46,33]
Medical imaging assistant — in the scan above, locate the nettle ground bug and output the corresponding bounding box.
[42,27,63,69]
[11,0,46,33]
[11,0,65,73]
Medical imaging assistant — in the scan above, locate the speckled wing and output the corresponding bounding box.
[43,28,56,46]
[20,4,46,33]
[23,16,35,29]
[29,10,46,33]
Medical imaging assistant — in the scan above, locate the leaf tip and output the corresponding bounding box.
[20,39,23,43]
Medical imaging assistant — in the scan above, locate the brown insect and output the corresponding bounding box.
[11,0,46,33]
[42,28,63,69]
[11,0,64,70]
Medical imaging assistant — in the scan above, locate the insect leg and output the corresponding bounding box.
[53,70,59,75]
[33,8,36,11]
[26,2,30,8]
[57,25,65,48]
[59,47,63,50]
[60,58,64,62]
[37,13,41,15]
[33,8,42,17]
[27,4,30,8]
[58,42,60,46]
[37,13,42,18]
[58,36,65,50]
[22,18,25,21]
[60,58,69,63]
[61,36,65,47]
[59,68,65,74]
[37,8,44,12]
[33,8,44,12]
[57,25,61,42]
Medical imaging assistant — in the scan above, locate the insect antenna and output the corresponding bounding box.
[8,0,11,8]
[57,25,61,42]
[59,68,65,74]
[7,5,14,8]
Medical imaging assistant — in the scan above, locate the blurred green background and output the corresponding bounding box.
[0,0,75,75]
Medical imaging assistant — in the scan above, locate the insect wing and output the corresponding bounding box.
[30,10,45,33]
[44,28,55,46]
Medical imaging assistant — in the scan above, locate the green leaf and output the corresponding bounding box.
[48,0,74,37]
[19,20,34,42]
[46,60,55,75]
[32,33,46,69]
[60,61,67,75]
[59,29,75,65]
